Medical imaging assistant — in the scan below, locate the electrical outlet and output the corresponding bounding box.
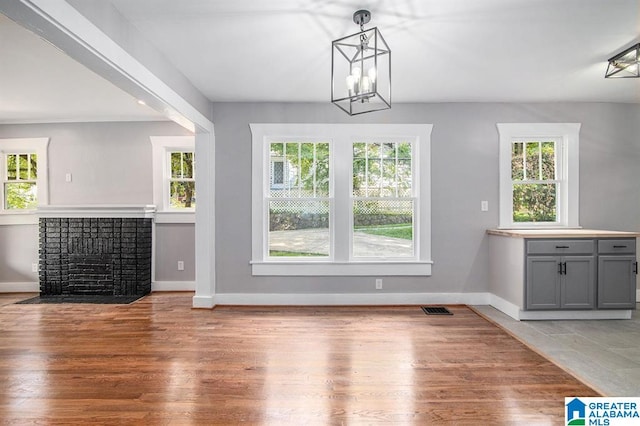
[31,263,38,273]
[177,261,184,271]
[65,173,72,182]
[375,278,383,290]
[481,200,489,211]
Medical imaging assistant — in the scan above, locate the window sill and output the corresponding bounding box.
[251,261,433,276]
[0,211,38,225]
[154,211,195,224]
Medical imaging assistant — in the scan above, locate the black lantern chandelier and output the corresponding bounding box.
[605,43,640,78]
[331,10,391,115]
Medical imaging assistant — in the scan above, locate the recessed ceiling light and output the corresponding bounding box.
[137,99,147,106]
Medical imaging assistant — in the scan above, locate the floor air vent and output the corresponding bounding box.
[421,306,453,315]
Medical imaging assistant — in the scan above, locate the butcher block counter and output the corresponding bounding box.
[487,229,640,239]
[487,229,639,320]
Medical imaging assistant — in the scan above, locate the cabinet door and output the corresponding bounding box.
[598,255,637,309]
[561,256,595,309]
[526,256,561,309]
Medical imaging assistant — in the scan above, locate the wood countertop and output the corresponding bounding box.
[487,229,640,238]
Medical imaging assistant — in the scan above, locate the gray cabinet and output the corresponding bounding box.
[597,239,637,309]
[525,238,637,311]
[526,239,595,310]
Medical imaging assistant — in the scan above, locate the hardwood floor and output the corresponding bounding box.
[0,293,598,424]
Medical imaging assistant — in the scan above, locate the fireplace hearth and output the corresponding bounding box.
[38,210,153,298]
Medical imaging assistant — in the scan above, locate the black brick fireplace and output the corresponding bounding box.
[39,217,152,297]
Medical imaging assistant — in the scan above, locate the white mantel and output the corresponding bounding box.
[37,205,156,218]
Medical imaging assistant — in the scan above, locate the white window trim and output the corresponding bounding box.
[250,123,433,276]
[497,123,580,229]
[0,137,50,225]
[150,136,195,224]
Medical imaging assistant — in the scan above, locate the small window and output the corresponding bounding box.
[150,136,196,222]
[4,153,38,210]
[169,151,195,209]
[0,138,49,222]
[497,123,579,228]
[511,140,559,223]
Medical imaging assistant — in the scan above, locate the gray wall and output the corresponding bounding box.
[0,121,195,283]
[212,102,640,295]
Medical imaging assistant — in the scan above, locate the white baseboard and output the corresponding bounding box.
[212,292,491,306]
[489,294,522,320]
[192,294,215,309]
[151,281,195,292]
[0,282,39,292]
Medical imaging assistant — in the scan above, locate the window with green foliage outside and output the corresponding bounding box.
[352,141,414,257]
[268,141,330,257]
[169,151,195,209]
[511,141,557,223]
[4,153,38,210]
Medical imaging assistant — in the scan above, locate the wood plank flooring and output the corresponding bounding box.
[0,293,599,424]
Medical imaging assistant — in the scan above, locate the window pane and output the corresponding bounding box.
[381,142,394,159]
[6,154,16,180]
[170,152,183,178]
[353,199,414,258]
[397,159,412,197]
[366,157,381,197]
[170,181,196,208]
[30,154,37,179]
[525,142,540,180]
[315,143,330,197]
[300,143,314,193]
[270,142,284,157]
[397,142,411,159]
[513,183,557,222]
[285,142,300,191]
[540,141,556,180]
[18,154,29,180]
[4,182,37,209]
[272,161,284,185]
[269,200,329,257]
[182,152,194,178]
[511,142,524,181]
[352,158,366,196]
[381,159,396,197]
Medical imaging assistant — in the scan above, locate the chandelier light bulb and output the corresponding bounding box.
[368,67,376,83]
[361,76,371,92]
[346,75,356,92]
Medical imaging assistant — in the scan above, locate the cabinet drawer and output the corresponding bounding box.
[598,239,636,254]
[526,239,594,255]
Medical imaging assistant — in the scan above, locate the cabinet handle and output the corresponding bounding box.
[558,262,563,274]
[634,262,638,275]
[562,262,567,275]
[555,245,570,249]
[613,245,627,248]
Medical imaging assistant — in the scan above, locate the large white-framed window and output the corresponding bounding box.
[150,136,195,224]
[0,138,49,225]
[250,123,432,276]
[497,123,580,228]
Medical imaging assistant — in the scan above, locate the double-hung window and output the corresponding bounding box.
[497,123,580,228]
[0,138,49,223]
[150,136,196,223]
[251,124,432,276]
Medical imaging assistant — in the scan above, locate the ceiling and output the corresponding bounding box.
[0,13,166,124]
[1,0,639,124]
